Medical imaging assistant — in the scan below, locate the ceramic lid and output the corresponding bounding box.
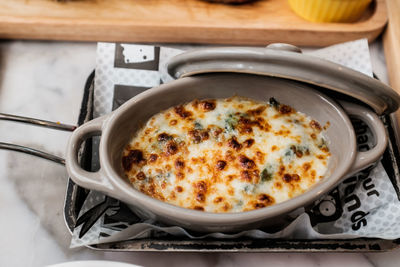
[167,44,400,115]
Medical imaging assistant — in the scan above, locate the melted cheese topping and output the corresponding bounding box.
[122,96,330,213]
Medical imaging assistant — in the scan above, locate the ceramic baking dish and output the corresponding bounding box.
[0,44,397,233]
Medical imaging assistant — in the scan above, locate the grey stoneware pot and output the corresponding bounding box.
[66,70,389,232]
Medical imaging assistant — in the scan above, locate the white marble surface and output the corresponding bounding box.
[0,40,400,267]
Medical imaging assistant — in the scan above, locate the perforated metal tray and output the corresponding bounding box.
[64,71,400,252]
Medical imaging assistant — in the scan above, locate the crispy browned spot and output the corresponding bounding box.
[176,172,185,180]
[194,206,204,211]
[148,184,156,196]
[279,104,293,114]
[323,121,331,130]
[195,180,208,193]
[165,141,178,155]
[283,173,292,183]
[243,138,255,148]
[254,203,266,209]
[155,193,165,201]
[238,117,250,125]
[228,136,242,150]
[228,188,235,196]
[177,140,186,148]
[199,100,216,111]
[122,149,145,171]
[222,202,231,212]
[169,119,177,126]
[237,117,265,133]
[311,133,317,139]
[169,191,176,200]
[264,122,271,131]
[310,120,322,131]
[216,160,227,170]
[271,145,278,151]
[248,106,266,115]
[303,162,311,171]
[251,194,275,209]
[292,174,300,181]
[255,151,265,163]
[214,196,224,203]
[283,173,300,183]
[257,194,275,207]
[212,127,223,138]
[200,130,209,140]
[196,193,206,202]
[321,147,330,153]
[241,117,263,128]
[193,180,207,204]
[148,154,158,163]
[176,186,183,192]
[174,158,185,169]
[244,126,253,133]
[276,129,291,136]
[290,145,303,158]
[311,170,316,178]
[158,132,172,142]
[227,175,235,182]
[188,129,209,144]
[278,165,285,176]
[139,185,145,193]
[239,123,253,133]
[136,171,146,180]
[241,170,252,182]
[191,99,199,108]
[238,155,255,169]
[174,105,192,118]
[225,150,236,161]
[252,169,260,183]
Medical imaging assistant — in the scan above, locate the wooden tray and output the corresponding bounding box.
[384,0,400,126]
[0,0,387,46]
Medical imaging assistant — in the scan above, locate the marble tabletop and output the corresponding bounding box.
[0,40,399,267]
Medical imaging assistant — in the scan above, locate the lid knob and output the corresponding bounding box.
[266,43,302,53]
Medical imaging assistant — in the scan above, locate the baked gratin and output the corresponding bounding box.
[122,96,330,213]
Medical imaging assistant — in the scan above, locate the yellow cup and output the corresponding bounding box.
[288,0,372,23]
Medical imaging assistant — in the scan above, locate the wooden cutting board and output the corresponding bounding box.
[0,0,387,46]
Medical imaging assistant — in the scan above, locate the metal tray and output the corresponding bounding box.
[64,71,400,252]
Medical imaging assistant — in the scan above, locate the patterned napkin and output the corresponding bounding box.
[70,39,400,247]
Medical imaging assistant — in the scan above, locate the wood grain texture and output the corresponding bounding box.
[383,0,400,127]
[0,0,387,46]
[383,0,400,93]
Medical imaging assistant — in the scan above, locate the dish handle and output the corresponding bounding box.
[340,101,388,176]
[66,115,114,192]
